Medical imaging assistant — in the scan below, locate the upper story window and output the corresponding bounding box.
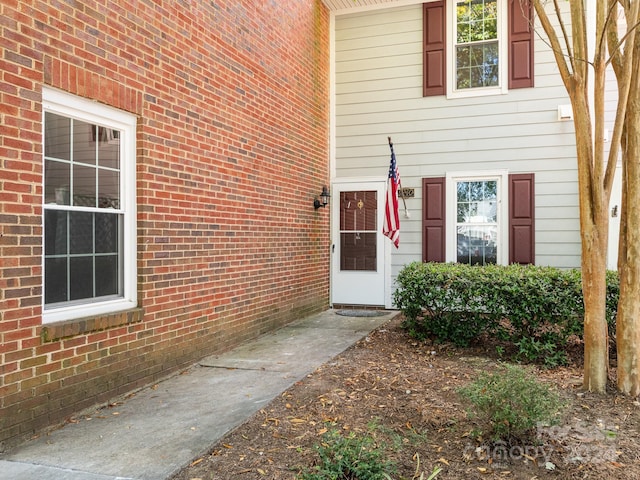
[423,0,534,97]
[42,87,137,323]
[455,0,499,90]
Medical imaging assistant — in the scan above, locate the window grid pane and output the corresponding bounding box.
[44,111,124,307]
[69,256,94,301]
[455,0,499,90]
[44,211,123,305]
[45,257,68,304]
[456,180,498,265]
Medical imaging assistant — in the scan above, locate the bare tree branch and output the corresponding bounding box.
[570,0,589,81]
[607,0,624,76]
[593,0,610,207]
[605,1,640,196]
[533,1,574,90]
[553,0,575,70]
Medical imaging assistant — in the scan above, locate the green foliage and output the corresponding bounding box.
[606,269,620,337]
[393,262,619,366]
[299,429,397,480]
[458,364,565,441]
[515,334,568,368]
[456,0,498,43]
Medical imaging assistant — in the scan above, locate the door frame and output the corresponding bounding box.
[330,177,392,308]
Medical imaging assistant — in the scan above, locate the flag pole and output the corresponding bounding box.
[388,137,409,218]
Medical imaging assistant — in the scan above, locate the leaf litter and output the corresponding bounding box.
[172,316,640,480]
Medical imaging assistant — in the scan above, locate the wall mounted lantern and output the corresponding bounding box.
[314,185,331,209]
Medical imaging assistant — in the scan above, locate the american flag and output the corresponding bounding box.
[383,141,400,248]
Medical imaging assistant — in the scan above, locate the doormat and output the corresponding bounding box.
[336,309,387,317]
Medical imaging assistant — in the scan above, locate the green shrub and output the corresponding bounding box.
[458,364,565,441]
[299,429,396,480]
[515,334,568,368]
[606,269,620,337]
[393,262,619,365]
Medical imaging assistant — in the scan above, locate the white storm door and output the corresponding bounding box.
[331,181,386,306]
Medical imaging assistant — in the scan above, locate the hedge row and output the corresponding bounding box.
[393,262,619,367]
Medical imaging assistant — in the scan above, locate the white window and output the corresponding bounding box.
[447,0,507,97]
[446,171,508,265]
[42,87,137,323]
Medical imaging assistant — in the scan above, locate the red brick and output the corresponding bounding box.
[4,368,34,386]
[19,354,47,369]
[0,0,329,449]
[35,361,62,376]
[4,348,32,363]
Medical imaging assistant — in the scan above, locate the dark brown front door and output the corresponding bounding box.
[340,190,378,271]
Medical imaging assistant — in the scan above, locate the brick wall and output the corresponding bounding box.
[0,0,330,450]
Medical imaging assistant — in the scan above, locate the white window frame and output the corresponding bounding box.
[42,87,137,323]
[446,0,509,98]
[445,170,509,264]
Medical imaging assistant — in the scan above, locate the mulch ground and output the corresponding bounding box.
[171,315,640,480]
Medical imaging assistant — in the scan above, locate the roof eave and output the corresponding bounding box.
[322,0,424,15]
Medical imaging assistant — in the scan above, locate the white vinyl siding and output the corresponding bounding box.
[334,2,583,273]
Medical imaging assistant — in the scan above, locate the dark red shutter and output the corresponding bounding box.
[423,177,446,262]
[509,0,534,89]
[509,173,535,264]
[423,1,446,97]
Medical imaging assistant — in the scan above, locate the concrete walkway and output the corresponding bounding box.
[0,309,397,480]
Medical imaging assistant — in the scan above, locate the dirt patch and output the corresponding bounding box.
[171,316,640,480]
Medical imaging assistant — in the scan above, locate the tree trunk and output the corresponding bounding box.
[581,231,609,392]
[573,94,610,393]
[617,87,640,396]
[533,0,626,393]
